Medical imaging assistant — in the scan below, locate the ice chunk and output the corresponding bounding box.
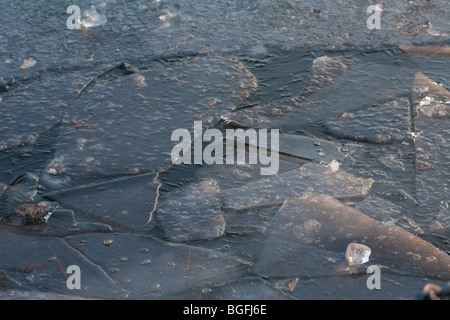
[80,6,107,28]
[222,162,374,211]
[156,179,225,242]
[20,58,36,70]
[254,194,450,279]
[411,72,450,119]
[324,98,412,144]
[345,243,372,266]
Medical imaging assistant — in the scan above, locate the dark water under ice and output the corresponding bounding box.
[0,0,449,300]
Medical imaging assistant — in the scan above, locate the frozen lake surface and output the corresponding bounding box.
[0,0,449,300]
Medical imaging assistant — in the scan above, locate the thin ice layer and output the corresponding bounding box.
[220,56,348,129]
[0,66,111,151]
[46,56,256,179]
[324,98,411,143]
[64,233,251,296]
[221,161,373,210]
[157,179,225,242]
[0,224,125,298]
[411,73,450,217]
[45,173,160,231]
[254,193,450,280]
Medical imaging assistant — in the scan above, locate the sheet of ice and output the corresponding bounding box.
[221,98,300,129]
[0,224,125,298]
[243,133,360,165]
[156,179,225,242]
[1,201,59,226]
[355,196,402,224]
[0,66,112,152]
[45,173,160,231]
[301,56,348,98]
[200,277,290,300]
[64,233,251,296]
[254,193,450,280]
[221,161,374,211]
[220,56,348,129]
[46,56,256,179]
[411,72,450,223]
[324,98,412,144]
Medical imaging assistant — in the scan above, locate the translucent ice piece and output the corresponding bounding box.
[222,161,374,210]
[20,58,36,70]
[345,243,372,266]
[157,179,225,242]
[254,193,450,279]
[80,6,107,28]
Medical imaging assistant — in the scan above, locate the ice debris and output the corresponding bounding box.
[345,243,372,266]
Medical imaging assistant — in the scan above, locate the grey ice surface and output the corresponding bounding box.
[1,0,450,300]
[222,161,374,210]
[157,179,225,242]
